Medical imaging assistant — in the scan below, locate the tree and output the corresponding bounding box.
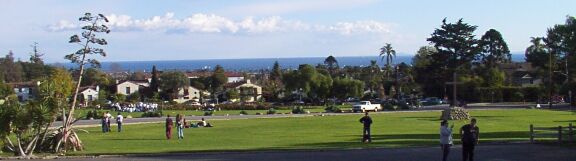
[29,42,44,65]
[0,51,24,83]
[61,13,110,153]
[332,77,364,100]
[159,71,189,100]
[209,65,228,100]
[0,80,13,99]
[226,89,239,101]
[129,71,146,80]
[544,16,576,106]
[479,29,511,68]
[525,37,549,69]
[81,68,111,87]
[379,43,396,78]
[324,55,339,76]
[146,65,160,99]
[0,68,73,157]
[427,18,480,105]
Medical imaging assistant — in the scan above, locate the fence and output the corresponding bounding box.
[529,123,574,143]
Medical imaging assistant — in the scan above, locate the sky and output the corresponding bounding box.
[0,0,575,63]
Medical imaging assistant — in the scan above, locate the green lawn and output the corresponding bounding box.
[75,106,344,118]
[72,109,575,155]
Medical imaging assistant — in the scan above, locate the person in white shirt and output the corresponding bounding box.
[116,113,124,132]
[440,120,454,161]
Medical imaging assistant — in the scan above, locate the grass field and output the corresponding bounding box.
[72,109,575,155]
[74,106,341,119]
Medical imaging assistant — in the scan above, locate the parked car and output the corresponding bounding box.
[352,101,382,112]
[421,97,442,106]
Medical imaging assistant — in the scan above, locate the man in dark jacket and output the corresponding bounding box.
[460,118,479,161]
[359,112,373,143]
[165,115,173,140]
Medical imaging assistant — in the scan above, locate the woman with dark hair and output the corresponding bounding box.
[176,114,184,139]
[440,120,454,161]
[165,115,173,139]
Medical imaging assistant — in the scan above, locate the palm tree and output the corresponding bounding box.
[379,43,396,78]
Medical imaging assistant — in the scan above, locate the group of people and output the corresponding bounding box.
[112,102,159,113]
[359,112,480,161]
[165,115,212,140]
[101,111,124,133]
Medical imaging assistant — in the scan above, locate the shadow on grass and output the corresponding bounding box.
[553,120,576,123]
[107,138,165,141]
[289,131,530,149]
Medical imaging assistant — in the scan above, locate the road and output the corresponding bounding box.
[23,143,576,161]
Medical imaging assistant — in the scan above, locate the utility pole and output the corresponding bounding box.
[549,50,553,109]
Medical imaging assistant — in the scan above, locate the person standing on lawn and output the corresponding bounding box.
[116,112,124,132]
[440,120,454,161]
[359,112,373,143]
[176,114,184,140]
[460,118,479,161]
[166,115,174,139]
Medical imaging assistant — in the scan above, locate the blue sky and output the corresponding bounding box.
[0,0,574,63]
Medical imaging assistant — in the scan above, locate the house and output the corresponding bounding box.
[116,80,149,95]
[79,86,99,103]
[224,79,262,102]
[186,71,245,83]
[498,62,541,86]
[172,86,202,103]
[511,71,542,87]
[7,81,40,102]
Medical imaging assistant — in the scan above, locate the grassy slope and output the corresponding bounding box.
[73,109,575,155]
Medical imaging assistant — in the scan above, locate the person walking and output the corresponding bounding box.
[105,111,112,132]
[359,112,373,143]
[166,115,173,140]
[116,112,124,132]
[440,120,454,161]
[101,116,107,133]
[460,118,479,161]
[176,114,184,140]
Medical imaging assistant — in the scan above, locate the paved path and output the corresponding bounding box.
[23,143,576,161]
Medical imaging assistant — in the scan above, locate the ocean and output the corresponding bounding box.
[58,54,526,72]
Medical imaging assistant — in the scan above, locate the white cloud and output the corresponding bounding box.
[47,12,393,35]
[220,0,378,16]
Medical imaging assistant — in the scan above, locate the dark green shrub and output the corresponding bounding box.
[383,103,396,111]
[141,111,162,117]
[240,110,248,115]
[203,111,214,116]
[267,108,277,114]
[324,105,342,113]
[292,106,305,114]
[85,110,102,119]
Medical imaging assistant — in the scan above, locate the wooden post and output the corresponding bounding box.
[558,126,563,143]
[530,124,534,143]
[569,123,574,143]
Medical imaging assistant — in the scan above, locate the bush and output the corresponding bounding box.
[85,110,102,119]
[204,111,214,116]
[398,101,411,110]
[240,110,248,115]
[324,105,342,113]
[162,104,203,110]
[267,108,277,114]
[382,103,396,111]
[215,102,275,110]
[141,111,162,117]
[292,106,305,114]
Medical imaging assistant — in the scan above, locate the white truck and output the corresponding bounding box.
[352,101,381,112]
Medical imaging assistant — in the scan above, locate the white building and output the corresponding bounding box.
[7,81,40,102]
[224,79,262,102]
[116,80,149,95]
[172,86,203,103]
[79,86,100,103]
